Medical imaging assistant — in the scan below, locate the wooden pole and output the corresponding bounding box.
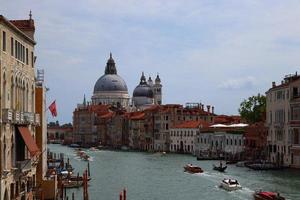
[87,161,90,177]
[123,188,126,200]
[120,192,123,200]
[72,192,75,200]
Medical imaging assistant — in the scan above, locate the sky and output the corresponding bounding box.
[1,0,300,123]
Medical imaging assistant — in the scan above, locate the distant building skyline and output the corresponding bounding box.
[1,1,300,123]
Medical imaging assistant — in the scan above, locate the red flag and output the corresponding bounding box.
[49,100,57,117]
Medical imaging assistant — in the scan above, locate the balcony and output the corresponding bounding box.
[35,113,40,125]
[14,110,20,123]
[20,112,24,123]
[16,159,32,173]
[24,112,34,124]
[2,109,13,123]
[290,120,300,127]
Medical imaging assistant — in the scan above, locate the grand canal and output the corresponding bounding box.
[48,144,300,200]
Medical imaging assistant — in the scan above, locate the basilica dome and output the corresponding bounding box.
[92,53,129,108]
[94,74,128,93]
[133,72,154,107]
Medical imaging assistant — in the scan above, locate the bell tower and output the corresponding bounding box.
[153,74,162,105]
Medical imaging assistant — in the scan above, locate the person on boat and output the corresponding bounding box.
[220,161,223,167]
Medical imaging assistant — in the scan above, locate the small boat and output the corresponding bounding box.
[81,154,90,161]
[184,164,203,173]
[69,176,91,182]
[213,164,227,172]
[253,191,285,200]
[226,160,238,165]
[62,180,83,188]
[220,178,242,191]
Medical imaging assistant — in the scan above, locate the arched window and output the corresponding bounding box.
[3,135,6,170]
[2,73,7,108]
[10,76,14,109]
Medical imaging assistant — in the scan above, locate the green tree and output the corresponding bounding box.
[238,93,266,123]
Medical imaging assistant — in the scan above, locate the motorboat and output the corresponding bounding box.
[220,178,242,191]
[253,191,285,200]
[184,164,203,173]
[213,164,227,172]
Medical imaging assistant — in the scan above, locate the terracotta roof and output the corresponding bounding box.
[100,112,114,119]
[267,75,300,92]
[10,19,35,31]
[0,15,36,44]
[172,120,210,129]
[130,112,145,120]
[214,115,241,124]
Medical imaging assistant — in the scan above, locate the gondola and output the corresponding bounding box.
[213,164,227,172]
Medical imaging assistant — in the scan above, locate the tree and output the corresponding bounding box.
[238,93,266,123]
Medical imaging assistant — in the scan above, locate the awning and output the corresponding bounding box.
[18,126,40,157]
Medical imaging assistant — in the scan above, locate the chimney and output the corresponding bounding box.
[272,82,276,87]
[207,105,211,113]
[212,106,214,114]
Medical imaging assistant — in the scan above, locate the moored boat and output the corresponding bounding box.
[220,178,242,191]
[62,180,83,188]
[253,191,285,200]
[184,164,203,173]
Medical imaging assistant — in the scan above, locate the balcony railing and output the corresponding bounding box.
[20,112,24,123]
[16,159,32,172]
[14,111,20,123]
[24,112,34,124]
[2,109,13,123]
[35,113,40,125]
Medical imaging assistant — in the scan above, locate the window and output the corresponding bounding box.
[2,31,6,51]
[31,51,34,67]
[26,48,28,64]
[11,37,14,55]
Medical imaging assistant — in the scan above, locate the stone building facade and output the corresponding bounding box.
[0,14,46,200]
[266,73,300,168]
[195,126,246,159]
[169,121,209,155]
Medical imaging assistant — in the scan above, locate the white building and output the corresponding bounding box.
[195,125,246,159]
[169,121,208,155]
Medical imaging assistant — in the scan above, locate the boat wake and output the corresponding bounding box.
[194,171,254,199]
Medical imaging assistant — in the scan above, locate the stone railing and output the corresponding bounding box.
[2,108,13,123]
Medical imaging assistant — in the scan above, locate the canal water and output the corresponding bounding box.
[48,144,300,200]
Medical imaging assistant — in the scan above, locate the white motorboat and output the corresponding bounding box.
[220,178,242,191]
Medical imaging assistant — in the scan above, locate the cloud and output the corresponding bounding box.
[218,76,256,90]
[1,0,300,122]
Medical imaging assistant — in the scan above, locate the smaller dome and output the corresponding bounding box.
[133,72,154,98]
[133,84,154,98]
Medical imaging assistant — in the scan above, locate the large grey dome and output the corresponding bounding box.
[93,53,128,93]
[94,74,128,93]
